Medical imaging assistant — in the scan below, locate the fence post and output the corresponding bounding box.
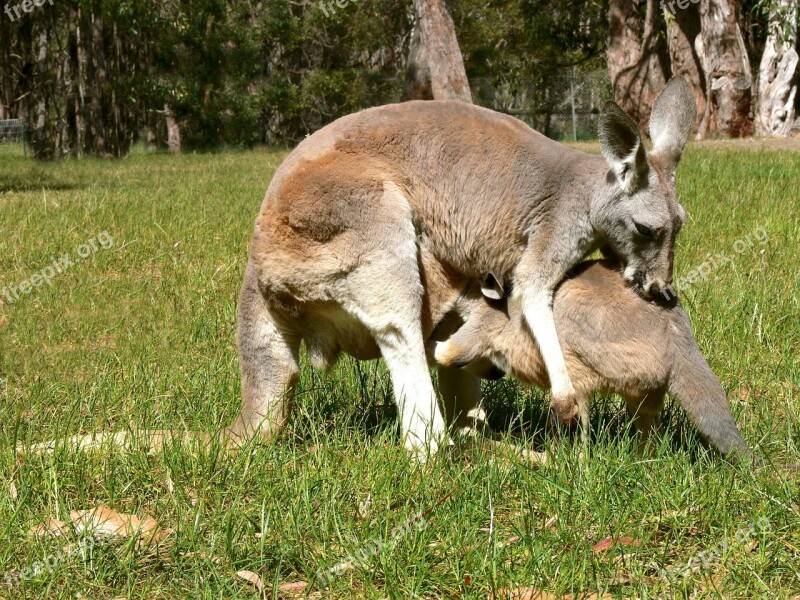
[570,67,577,141]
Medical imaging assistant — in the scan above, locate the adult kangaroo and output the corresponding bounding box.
[231,77,697,458]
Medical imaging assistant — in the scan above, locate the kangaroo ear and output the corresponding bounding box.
[434,338,473,368]
[599,101,648,193]
[649,76,697,174]
[480,272,504,301]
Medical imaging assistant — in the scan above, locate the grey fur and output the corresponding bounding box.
[598,102,648,192]
[650,77,697,164]
[435,260,749,461]
[231,78,697,457]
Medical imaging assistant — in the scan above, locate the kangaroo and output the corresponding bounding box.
[232,77,697,458]
[433,260,749,460]
[20,255,747,463]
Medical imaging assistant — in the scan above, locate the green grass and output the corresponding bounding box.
[1,142,798,598]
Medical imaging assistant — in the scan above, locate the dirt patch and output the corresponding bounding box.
[693,136,800,151]
[568,136,800,153]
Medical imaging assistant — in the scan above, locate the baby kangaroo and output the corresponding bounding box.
[434,260,749,460]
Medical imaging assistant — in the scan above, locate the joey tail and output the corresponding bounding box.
[667,325,749,462]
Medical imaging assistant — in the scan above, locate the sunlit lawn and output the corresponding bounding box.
[1,141,798,598]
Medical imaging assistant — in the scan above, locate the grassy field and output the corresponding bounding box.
[0,141,798,599]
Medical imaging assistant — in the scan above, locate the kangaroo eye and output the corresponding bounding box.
[634,222,655,239]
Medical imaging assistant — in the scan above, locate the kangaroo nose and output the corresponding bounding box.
[644,280,663,297]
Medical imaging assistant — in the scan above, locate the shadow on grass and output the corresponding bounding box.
[0,174,82,192]
[288,358,719,463]
[478,378,711,459]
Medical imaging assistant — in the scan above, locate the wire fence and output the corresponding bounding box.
[1,70,610,160]
[0,119,27,155]
[471,70,611,141]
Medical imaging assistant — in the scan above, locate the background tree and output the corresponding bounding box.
[664,3,707,128]
[606,0,670,130]
[608,0,778,138]
[697,0,754,137]
[755,0,798,134]
[404,0,472,101]
[0,0,796,158]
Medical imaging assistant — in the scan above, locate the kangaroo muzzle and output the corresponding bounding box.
[643,277,671,298]
[623,268,671,299]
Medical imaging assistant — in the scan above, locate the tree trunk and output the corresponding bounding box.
[403,0,472,103]
[17,19,33,127]
[664,4,706,129]
[85,1,108,156]
[755,0,798,136]
[607,0,671,131]
[165,104,181,153]
[32,28,53,159]
[67,4,83,158]
[696,0,753,137]
[404,25,433,100]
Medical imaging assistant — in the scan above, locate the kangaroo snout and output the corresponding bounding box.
[643,277,671,298]
[622,267,648,294]
[624,266,671,298]
[434,340,465,367]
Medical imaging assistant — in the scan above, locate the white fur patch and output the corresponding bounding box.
[433,340,454,365]
[519,286,574,398]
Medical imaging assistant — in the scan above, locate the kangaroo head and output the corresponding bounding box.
[434,283,510,377]
[435,284,545,384]
[591,77,696,298]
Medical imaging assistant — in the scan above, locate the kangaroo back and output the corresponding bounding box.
[667,311,749,460]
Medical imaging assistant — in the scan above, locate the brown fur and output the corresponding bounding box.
[233,86,697,457]
[435,260,749,459]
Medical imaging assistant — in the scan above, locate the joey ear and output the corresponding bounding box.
[649,76,697,173]
[480,272,504,300]
[434,338,473,368]
[598,101,648,193]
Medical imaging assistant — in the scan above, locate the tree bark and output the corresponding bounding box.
[404,25,434,100]
[67,3,83,158]
[607,0,671,131]
[165,104,181,153]
[696,0,753,137]
[85,1,108,156]
[33,29,50,158]
[403,0,472,103]
[755,0,798,136]
[664,5,706,129]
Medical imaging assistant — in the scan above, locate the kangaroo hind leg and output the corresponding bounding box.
[228,263,301,446]
[341,184,447,460]
[623,391,665,453]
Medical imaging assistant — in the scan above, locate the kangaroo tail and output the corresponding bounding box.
[667,317,749,462]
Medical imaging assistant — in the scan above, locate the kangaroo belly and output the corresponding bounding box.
[301,306,381,368]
